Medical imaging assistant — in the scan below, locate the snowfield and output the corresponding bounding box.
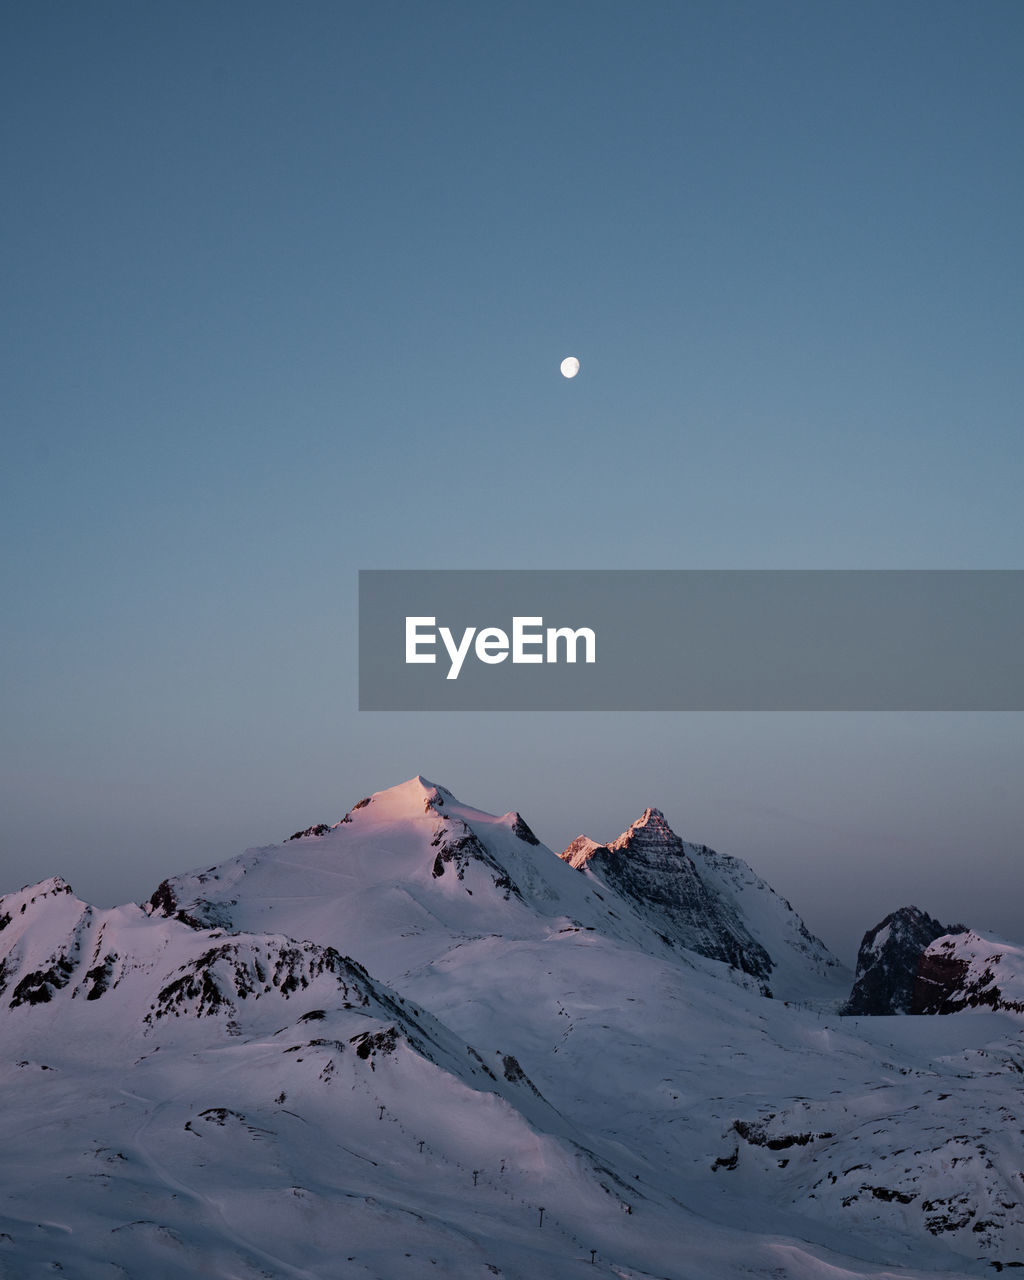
[1,776,1021,1279]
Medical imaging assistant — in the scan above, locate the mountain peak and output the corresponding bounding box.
[609,806,683,856]
[344,776,458,821]
[558,808,680,870]
[559,834,609,871]
[621,806,672,837]
[1,875,77,911]
[557,807,774,983]
[411,773,443,793]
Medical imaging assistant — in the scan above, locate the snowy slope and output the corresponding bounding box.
[685,838,845,1000]
[1,776,1022,1279]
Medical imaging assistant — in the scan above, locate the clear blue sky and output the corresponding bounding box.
[3,2,1022,962]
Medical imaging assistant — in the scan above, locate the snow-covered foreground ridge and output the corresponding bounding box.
[1,775,1022,1279]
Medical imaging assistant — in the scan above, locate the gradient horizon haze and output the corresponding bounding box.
[2,2,1022,964]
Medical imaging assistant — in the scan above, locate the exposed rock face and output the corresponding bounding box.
[912,943,974,1016]
[429,820,491,881]
[913,931,1024,1015]
[560,809,773,981]
[510,813,540,846]
[428,817,524,900]
[287,823,333,841]
[687,842,841,984]
[149,878,236,931]
[561,835,607,869]
[143,937,371,1027]
[843,906,964,1015]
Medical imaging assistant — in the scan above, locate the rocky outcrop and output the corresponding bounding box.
[287,823,333,841]
[843,906,964,1015]
[510,813,540,845]
[913,932,1024,1015]
[144,937,372,1026]
[560,809,772,981]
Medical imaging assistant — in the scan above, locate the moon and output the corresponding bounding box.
[560,356,580,379]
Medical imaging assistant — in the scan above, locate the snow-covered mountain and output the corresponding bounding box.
[915,930,1024,1015]
[559,808,774,982]
[144,778,700,982]
[2,776,1022,1279]
[843,906,966,1015]
[559,807,842,1000]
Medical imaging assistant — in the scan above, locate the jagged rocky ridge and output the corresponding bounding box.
[560,807,841,994]
[560,808,773,982]
[843,905,966,1015]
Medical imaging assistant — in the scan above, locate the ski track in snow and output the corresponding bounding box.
[118,1087,322,1280]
